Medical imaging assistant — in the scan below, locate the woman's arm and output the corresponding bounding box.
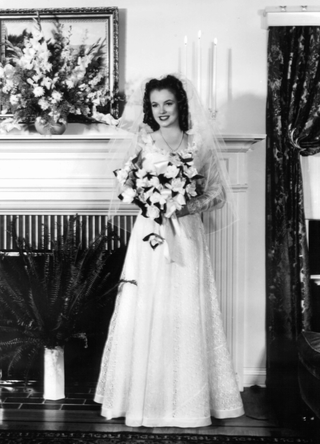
[177,152,226,218]
[186,185,226,214]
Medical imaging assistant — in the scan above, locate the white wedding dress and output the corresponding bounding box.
[94,133,244,427]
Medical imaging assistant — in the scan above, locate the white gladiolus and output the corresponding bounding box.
[65,79,75,89]
[51,91,62,102]
[2,80,14,93]
[9,95,20,105]
[4,64,15,79]
[39,98,50,110]
[33,86,45,97]
[41,77,52,90]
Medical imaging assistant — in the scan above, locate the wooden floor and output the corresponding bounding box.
[0,380,317,439]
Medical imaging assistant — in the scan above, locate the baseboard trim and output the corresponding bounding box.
[243,367,266,387]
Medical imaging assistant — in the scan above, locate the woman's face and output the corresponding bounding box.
[150,88,179,129]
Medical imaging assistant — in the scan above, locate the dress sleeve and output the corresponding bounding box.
[186,149,226,215]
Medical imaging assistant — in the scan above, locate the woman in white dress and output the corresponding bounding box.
[94,74,244,427]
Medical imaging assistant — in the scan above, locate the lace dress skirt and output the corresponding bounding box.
[94,213,244,427]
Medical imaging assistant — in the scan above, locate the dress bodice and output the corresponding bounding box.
[136,129,225,216]
[137,130,201,181]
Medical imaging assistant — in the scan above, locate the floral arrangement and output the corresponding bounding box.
[114,143,203,230]
[0,14,119,133]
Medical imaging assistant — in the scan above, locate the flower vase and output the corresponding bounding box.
[44,346,65,400]
[34,117,67,136]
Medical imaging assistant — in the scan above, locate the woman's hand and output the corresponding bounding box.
[176,205,190,218]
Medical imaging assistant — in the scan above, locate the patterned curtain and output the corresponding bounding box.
[266,26,320,419]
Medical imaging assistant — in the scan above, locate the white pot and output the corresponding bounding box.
[43,346,65,400]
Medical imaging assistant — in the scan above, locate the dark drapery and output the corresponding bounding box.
[266,26,320,419]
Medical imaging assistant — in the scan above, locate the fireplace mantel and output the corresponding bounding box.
[0,132,265,389]
[0,133,265,214]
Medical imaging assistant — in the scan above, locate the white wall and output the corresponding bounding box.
[7,0,320,132]
[245,140,266,385]
[7,0,319,386]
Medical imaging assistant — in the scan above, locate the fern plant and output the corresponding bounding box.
[0,216,131,381]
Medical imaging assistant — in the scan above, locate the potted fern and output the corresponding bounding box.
[0,216,131,399]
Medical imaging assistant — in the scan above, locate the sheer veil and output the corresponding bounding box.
[105,73,236,235]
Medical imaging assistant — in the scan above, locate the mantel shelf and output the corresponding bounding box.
[219,134,266,152]
[0,133,129,142]
[311,275,320,286]
[0,132,266,153]
[0,132,266,142]
[0,134,130,142]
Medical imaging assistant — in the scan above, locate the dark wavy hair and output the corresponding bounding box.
[143,75,189,132]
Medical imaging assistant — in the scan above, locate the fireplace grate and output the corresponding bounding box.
[0,214,136,252]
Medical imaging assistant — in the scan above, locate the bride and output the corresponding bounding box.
[94,74,244,427]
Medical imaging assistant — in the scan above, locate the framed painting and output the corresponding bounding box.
[0,7,119,125]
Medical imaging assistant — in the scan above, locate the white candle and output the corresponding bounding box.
[213,38,218,113]
[197,30,201,95]
[184,35,188,77]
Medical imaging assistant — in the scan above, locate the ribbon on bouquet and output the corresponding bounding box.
[142,215,182,263]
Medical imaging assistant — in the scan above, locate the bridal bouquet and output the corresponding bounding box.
[0,14,119,133]
[114,147,203,227]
